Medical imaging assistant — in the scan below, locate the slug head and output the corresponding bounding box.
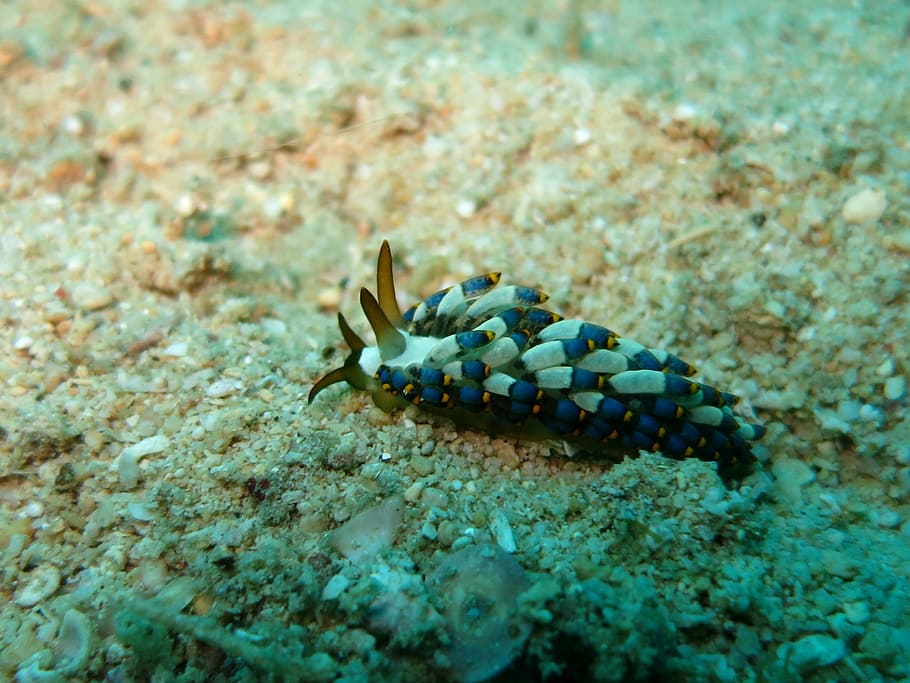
[308,240,407,405]
[307,312,371,403]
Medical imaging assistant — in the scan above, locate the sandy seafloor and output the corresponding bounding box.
[1,1,909,681]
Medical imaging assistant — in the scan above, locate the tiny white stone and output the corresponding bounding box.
[403,481,424,503]
[260,318,287,336]
[248,160,271,179]
[127,501,157,521]
[842,188,886,224]
[489,509,517,553]
[455,198,476,219]
[14,336,34,351]
[858,403,884,425]
[875,358,895,376]
[875,509,901,529]
[843,601,870,625]
[61,114,85,136]
[420,521,438,540]
[771,458,815,502]
[772,120,790,136]
[162,341,189,357]
[317,287,342,310]
[883,375,906,401]
[573,128,592,146]
[673,103,698,120]
[175,193,196,217]
[206,378,244,398]
[71,283,114,311]
[322,573,350,600]
[23,501,44,518]
[836,399,862,422]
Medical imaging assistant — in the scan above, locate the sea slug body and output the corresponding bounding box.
[310,241,765,470]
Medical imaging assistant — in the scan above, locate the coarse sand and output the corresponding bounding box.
[1,2,908,681]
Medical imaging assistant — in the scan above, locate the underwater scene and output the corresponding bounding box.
[1,1,908,681]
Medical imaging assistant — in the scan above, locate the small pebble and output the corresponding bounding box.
[573,128,592,146]
[161,341,189,357]
[70,283,114,311]
[260,318,287,336]
[843,601,871,625]
[322,573,350,601]
[836,399,862,422]
[673,102,698,120]
[13,336,34,351]
[841,188,886,224]
[875,358,895,377]
[23,501,44,518]
[118,434,170,489]
[858,403,884,426]
[772,120,790,136]
[403,481,424,503]
[248,160,271,179]
[874,509,901,529]
[771,458,815,502]
[410,454,434,476]
[60,114,86,136]
[883,375,906,401]
[175,193,197,217]
[455,198,476,219]
[317,287,341,310]
[206,378,244,398]
[127,501,157,522]
[489,509,517,553]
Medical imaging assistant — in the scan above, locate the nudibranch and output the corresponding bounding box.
[309,241,764,470]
